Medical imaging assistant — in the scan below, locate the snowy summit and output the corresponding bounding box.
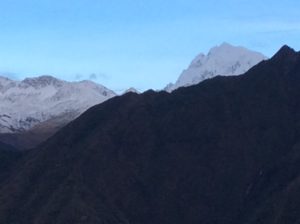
[165,43,267,92]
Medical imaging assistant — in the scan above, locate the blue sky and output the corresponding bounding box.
[0,0,299,92]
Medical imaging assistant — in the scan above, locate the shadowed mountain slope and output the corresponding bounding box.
[0,142,22,183]
[0,112,76,150]
[0,141,17,152]
[0,46,300,223]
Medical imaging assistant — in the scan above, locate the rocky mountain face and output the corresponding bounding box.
[165,42,267,92]
[0,75,116,149]
[0,45,299,223]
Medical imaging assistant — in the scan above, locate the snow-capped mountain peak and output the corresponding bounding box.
[165,43,267,92]
[0,75,116,133]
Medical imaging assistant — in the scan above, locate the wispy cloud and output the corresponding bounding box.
[73,73,110,82]
[89,73,110,81]
[74,73,83,80]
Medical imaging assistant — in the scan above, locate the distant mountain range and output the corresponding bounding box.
[165,42,267,91]
[0,45,299,223]
[0,76,116,148]
[0,43,267,149]
[0,75,115,133]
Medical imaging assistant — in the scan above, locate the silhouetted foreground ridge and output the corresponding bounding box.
[0,45,300,224]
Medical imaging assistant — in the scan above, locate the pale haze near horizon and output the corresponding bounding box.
[0,0,299,92]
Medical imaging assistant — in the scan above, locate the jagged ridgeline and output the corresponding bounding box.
[0,46,300,223]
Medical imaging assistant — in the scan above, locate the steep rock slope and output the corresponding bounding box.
[0,46,300,224]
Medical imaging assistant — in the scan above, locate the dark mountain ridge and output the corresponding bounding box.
[0,46,300,223]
